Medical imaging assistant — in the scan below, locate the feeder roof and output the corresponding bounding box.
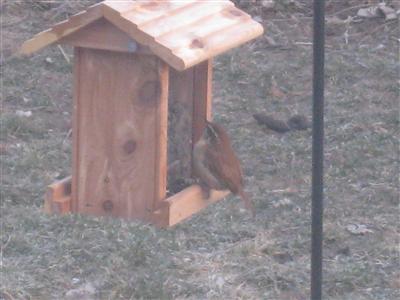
[20,0,263,70]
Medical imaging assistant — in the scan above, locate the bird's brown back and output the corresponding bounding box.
[204,123,244,194]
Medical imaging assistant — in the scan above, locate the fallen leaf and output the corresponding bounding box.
[270,76,286,98]
[253,113,290,133]
[346,224,374,235]
[287,114,310,130]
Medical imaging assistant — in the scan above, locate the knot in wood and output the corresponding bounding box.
[102,200,114,212]
[228,8,243,17]
[123,140,137,154]
[190,38,204,49]
[138,80,161,106]
[141,1,169,10]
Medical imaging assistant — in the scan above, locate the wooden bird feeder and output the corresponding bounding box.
[20,0,263,227]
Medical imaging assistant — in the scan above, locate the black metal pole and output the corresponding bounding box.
[311,0,325,300]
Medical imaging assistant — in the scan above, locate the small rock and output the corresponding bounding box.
[216,276,225,289]
[357,4,398,20]
[15,110,32,117]
[261,0,275,9]
[357,6,380,18]
[65,283,96,300]
[378,3,398,20]
[273,198,293,208]
[346,224,374,235]
[72,277,80,284]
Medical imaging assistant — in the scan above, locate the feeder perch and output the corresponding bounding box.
[20,0,263,227]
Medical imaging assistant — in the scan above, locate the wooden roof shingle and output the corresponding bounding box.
[20,0,264,70]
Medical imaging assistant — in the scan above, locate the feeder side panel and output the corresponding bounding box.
[73,48,167,220]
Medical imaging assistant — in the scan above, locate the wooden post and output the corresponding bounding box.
[154,61,169,211]
[192,59,212,145]
[71,47,81,213]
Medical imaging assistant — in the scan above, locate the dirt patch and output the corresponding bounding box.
[1,1,399,299]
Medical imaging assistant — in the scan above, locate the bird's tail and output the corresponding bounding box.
[238,189,255,217]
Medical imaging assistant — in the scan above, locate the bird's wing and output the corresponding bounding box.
[205,144,243,194]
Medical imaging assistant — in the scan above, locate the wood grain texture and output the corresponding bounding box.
[71,48,81,213]
[192,59,213,145]
[44,176,72,214]
[153,185,230,227]
[139,1,233,37]
[121,1,191,25]
[169,18,264,69]
[102,0,263,70]
[21,0,263,70]
[60,18,152,54]
[167,67,194,188]
[74,49,167,220]
[153,61,169,210]
[156,6,249,49]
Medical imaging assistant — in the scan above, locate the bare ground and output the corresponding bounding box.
[1,1,399,299]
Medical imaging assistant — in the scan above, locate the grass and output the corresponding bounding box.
[1,1,399,299]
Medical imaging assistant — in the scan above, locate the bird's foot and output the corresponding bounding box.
[199,184,211,200]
